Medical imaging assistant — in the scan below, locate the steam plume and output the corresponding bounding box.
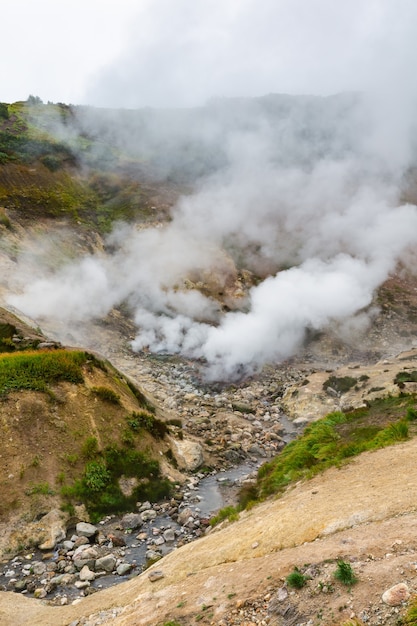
[6,91,417,379]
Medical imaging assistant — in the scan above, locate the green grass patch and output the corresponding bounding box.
[209,505,239,526]
[395,370,417,384]
[0,349,88,394]
[286,567,308,589]
[91,385,120,404]
[256,394,415,499]
[323,375,357,394]
[400,595,417,625]
[126,410,168,439]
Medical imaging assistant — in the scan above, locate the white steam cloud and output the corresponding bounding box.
[7,92,417,379]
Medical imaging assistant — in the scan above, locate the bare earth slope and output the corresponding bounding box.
[1,434,417,625]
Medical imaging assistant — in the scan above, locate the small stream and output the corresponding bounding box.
[0,415,301,601]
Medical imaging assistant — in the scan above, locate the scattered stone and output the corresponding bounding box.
[141,509,157,522]
[79,565,95,582]
[95,555,116,573]
[116,563,132,576]
[148,570,164,582]
[120,513,143,530]
[382,582,410,606]
[172,439,204,471]
[163,529,176,543]
[75,522,97,538]
[177,507,193,525]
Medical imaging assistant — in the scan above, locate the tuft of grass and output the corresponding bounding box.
[333,560,358,586]
[210,505,239,526]
[25,482,55,496]
[126,411,167,439]
[61,445,171,522]
[91,386,120,404]
[286,567,308,589]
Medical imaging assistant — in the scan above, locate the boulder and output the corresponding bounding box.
[96,554,116,573]
[172,439,204,471]
[75,522,97,538]
[120,513,142,530]
[382,583,410,606]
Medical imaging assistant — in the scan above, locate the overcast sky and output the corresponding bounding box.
[1,0,416,107]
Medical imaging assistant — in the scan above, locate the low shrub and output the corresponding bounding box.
[323,376,357,394]
[81,436,98,460]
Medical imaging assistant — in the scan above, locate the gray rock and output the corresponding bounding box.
[172,439,204,471]
[75,522,97,538]
[73,536,89,548]
[74,580,90,589]
[32,561,46,576]
[145,550,161,562]
[62,540,75,551]
[163,529,176,543]
[95,554,116,573]
[120,513,142,530]
[116,563,132,576]
[138,501,151,511]
[177,507,193,525]
[153,536,165,546]
[141,509,157,522]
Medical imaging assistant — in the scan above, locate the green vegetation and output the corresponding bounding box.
[91,385,120,404]
[81,436,99,459]
[333,560,358,586]
[400,595,417,625]
[126,410,168,438]
[0,350,88,395]
[286,567,308,589]
[0,322,17,352]
[0,208,11,229]
[395,370,417,385]
[323,375,357,394]
[61,445,171,521]
[209,505,239,526]
[255,394,415,500]
[0,100,160,232]
[25,482,55,496]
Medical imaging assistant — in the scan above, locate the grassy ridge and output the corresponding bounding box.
[0,350,88,394]
[257,395,415,499]
[210,394,417,525]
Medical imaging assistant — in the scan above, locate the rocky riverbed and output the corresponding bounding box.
[0,463,262,605]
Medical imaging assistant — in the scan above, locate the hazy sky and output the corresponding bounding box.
[2,0,416,107]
